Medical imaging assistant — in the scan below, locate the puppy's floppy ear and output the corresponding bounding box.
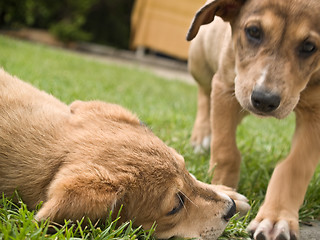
[186,0,246,41]
[35,165,125,224]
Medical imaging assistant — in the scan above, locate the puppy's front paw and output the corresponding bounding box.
[214,185,250,215]
[247,215,299,240]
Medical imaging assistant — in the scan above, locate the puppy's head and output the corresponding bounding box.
[187,0,320,118]
[36,101,248,239]
[118,149,239,240]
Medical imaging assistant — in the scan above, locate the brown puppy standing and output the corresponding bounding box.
[0,69,250,239]
[187,0,320,239]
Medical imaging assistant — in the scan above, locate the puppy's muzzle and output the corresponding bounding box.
[251,90,281,113]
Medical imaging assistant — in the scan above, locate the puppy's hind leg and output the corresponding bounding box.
[191,85,212,153]
[189,45,214,154]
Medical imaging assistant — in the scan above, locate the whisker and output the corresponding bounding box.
[239,108,246,114]
[176,192,188,215]
[179,190,198,209]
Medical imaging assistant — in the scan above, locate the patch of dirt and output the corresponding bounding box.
[300,221,320,240]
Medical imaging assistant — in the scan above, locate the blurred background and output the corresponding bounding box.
[0,0,203,61]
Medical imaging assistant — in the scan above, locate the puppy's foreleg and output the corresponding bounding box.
[210,74,246,188]
[35,167,124,224]
[248,107,320,240]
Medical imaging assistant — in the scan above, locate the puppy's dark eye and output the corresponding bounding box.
[299,40,317,58]
[245,26,262,44]
[167,192,185,215]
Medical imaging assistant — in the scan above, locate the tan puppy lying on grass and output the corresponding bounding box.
[0,69,249,239]
[187,0,320,239]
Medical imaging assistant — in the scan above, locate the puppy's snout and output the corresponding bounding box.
[251,90,280,113]
[223,199,236,222]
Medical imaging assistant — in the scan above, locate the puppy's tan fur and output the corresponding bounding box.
[0,69,249,239]
[187,0,320,239]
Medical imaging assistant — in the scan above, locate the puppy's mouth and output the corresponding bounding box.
[246,106,276,118]
[223,199,236,222]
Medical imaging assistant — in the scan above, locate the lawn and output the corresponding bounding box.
[0,35,319,239]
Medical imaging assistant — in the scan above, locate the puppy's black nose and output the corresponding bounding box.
[251,90,280,112]
[223,199,236,222]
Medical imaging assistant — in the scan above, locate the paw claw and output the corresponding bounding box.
[256,232,267,240]
[251,219,273,240]
[290,233,298,240]
[273,220,290,240]
[275,234,288,240]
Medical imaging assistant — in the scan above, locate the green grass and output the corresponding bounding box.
[0,35,319,239]
[0,194,155,240]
